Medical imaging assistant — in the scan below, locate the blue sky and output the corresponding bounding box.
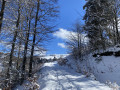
[46,0,86,55]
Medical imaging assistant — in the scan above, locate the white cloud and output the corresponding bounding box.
[58,43,66,49]
[53,28,73,40]
[53,28,88,43]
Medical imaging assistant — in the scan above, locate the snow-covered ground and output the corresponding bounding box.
[64,46,120,90]
[89,55,120,85]
[16,61,111,90]
[87,45,120,86]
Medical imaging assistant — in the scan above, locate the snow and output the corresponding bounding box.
[89,55,120,85]
[85,46,120,86]
[16,61,111,90]
[64,45,120,88]
[41,54,69,59]
[107,45,120,52]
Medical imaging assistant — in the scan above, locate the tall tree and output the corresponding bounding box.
[66,21,86,60]
[0,0,6,32]
[83,0,114,51]
[29,0,40,77]
[112,0,120,44]
[7,1,21,83]
[21,1,34,82]
[29,0,59,77]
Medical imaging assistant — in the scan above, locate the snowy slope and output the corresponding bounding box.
[65,54,120,89]
[86,46,120,86]
[16,62,111,90]
[89,55,120,86]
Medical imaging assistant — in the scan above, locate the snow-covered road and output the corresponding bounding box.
[38,61,111,90]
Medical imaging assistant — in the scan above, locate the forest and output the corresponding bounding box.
[0,0,120,89]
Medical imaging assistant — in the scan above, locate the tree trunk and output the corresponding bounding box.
[17,40,21,70]
[7,5,21,79]
[29,0,40,77]
[99,27,105,51]
[115,15,120,44]
[21,17,31,83]
[113,21,117,45]
[0,0,6,32]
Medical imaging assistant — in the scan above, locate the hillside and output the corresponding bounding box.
[64,46,120,89]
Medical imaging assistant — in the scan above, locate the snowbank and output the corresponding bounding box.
[65,46,120,89]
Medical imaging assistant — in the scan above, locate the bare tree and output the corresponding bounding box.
[0,0,59,88]
[21,0,34,82]
[28,0,40,77]
[28,0,59,77]
[66,21,86,60]
[0,0,6,32]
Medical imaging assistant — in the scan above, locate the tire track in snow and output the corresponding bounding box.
[54,67,78,90]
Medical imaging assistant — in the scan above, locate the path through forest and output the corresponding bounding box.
[38,61,111,90]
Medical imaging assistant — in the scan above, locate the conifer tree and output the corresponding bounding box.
[83,0,114,51]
